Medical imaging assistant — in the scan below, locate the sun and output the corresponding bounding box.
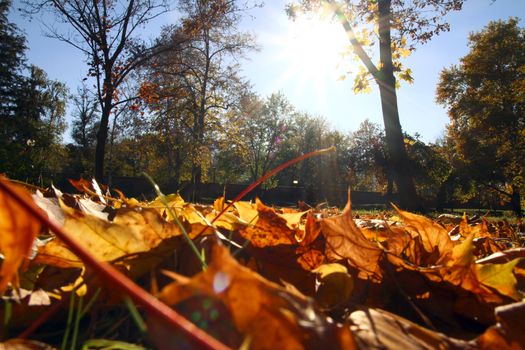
[275,14,350,95]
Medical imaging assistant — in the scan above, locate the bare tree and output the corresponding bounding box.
[22,0,181,180]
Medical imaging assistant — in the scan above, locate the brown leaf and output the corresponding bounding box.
[475,300,525,349]
[393,204,454,265]
[0,176,41,293]
[321,193,383,280]
[158,244,353,349]
[295,213,325,271]
[296,249,324,271]
[297,212,321,246]
[67,177,92,193]
[238,199,296,248]
[348,307,468,349]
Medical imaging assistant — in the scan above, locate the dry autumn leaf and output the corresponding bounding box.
[475,300,525,349]
[237,199,297,248]
[157,244,354,350]
[0,176,41,294]
[392,204,454,265]
[321,192,383,281]
[313,263,354,310]
[348,307,469,349]
[147,193,185,221]
[34,204,182,268]
[476,258,523,301]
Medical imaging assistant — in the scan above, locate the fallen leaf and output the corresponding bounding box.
[0,176,41,293]
[233,201,258,224]
[237,199,296,248]
[296,249,324,271]
[321,192,383,280]
[68,177,92,194]
[157,244,352,349]
[475,300,525,349]
[476,248,525,264]
[279,209,308,230]
[213,196,225,212]
[313,263,354,310]
[348,307,468,349]
[295,213,324,271]
[393,204,454,265]
[476,258,523,301]
[32,190,64,227]
[148,193,185,221]
[35,205,182,268]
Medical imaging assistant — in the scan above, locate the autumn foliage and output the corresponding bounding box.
[0,174,524,349]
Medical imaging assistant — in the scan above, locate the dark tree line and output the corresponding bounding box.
[0,0,67,183]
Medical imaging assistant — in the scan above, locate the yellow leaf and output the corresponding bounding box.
[448,233,475,269]
[314,264,354,310]
[237,199,296,248]
[35,205,181,268]
[476,259,523,301]
[279,210,308,230]
[313,263,348,279]
[234,201,258,224]
[205,212,246,232]
[148,193,185,220]
[213,196,225,212]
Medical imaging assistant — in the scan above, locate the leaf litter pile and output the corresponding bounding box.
[1,175,524,349]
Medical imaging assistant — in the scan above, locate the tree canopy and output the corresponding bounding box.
[0,1,68,182]
[437,17,525,216]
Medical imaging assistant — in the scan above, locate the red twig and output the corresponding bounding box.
[0,178,230,350]
[208,146,336,228]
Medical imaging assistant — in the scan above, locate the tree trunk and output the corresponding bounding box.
[510,186,522,217]
[377,0,420,211]
[94,69,114,182]
[94,104,110,182]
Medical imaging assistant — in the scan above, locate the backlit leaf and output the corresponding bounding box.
[35,204,182,268]
[157,244,350,349]
[237,199,296,247]
[0,176,41,294]
[476,258,523,301]
[321,192,383,280]
[313,264,354,309]
[392,204,454,264]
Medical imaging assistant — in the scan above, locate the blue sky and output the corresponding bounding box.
[9,0,525,143]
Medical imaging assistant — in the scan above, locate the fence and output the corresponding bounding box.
[53,175,513,211]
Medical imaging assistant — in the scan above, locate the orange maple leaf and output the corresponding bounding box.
[0,176,41,293]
